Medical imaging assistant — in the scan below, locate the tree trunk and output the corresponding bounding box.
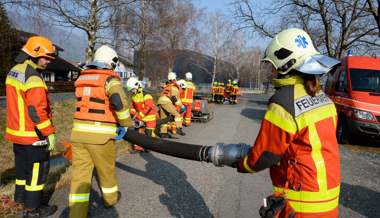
[138,0,146,80]
[85,0,98,63]
[211,55,217,85]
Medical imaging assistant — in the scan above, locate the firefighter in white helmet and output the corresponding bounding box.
[157,72,186,138]
[181,72,196,126]
[126,77,157,151]
[233,28,341,218]
[69,45,133,218]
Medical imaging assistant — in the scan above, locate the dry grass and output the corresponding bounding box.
[0,98,132,215]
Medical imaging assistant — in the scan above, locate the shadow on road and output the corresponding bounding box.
[340,182,380,218]
[248,99,269,105]
[116,152,214,218]
[240,107,266,121]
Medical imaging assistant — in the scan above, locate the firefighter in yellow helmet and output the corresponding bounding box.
[5,36,58,217]
[235,28,341,217]
[212,81,218,102]
[230,80,239,104]
[157,72,185,138]
[69,45,133,218]
[225,79,233,100]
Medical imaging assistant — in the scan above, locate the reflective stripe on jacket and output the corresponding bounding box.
[131,90,157,129]
[5,60,54,145]
[71,69,132,145]
[181,81,195,104]
[161,82,182,106]
[74,69,120,123]
[238,75,340,217]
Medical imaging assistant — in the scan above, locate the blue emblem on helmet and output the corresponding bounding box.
[295,35,308,48]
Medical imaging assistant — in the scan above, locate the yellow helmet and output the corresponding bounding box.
[263,28,339,75]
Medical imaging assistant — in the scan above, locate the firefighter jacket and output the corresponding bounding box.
[217,85,225,95]
[158,82,182,107]
[225,83,233,93]
[181,81,196,104]
[231,85,239,95]
[70,69,132,145]
[212,85,218,95]
[237,75,340,217]
[5,59,55,145]
[130,89,157,129]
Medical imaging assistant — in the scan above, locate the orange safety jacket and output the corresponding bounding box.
[5,59,54,145]
[74,69,120,123]
[217,86,225,95]
[212,85,218,95]
[238,75,340,218]
[161,82,181,106]
[181,81,195,105]
[130,89,157,129]
[231,85,239,95]
[225,84,233,93]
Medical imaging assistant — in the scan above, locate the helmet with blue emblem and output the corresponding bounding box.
[262,28,339,75]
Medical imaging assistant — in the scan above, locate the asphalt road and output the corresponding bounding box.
[49,94,380,218]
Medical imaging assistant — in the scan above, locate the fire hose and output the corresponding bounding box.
[115,127,251,167]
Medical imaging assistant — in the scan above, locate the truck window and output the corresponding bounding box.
[335,69,347,92]
[350,68,380,92]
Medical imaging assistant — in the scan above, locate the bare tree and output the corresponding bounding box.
[13,0,136,62]
[233,0,380,57]
[193,12,234,85]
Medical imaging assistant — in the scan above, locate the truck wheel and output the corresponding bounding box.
[337,118,349,144]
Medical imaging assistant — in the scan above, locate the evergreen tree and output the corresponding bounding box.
[0,4,21,94]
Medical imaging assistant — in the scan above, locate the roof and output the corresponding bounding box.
[17,30,79,72]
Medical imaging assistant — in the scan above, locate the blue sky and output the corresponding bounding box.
[193,0,232,13]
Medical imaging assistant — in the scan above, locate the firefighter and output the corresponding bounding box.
[218,82,225,104]
[235,28,341,218]
[5,36,58,218]
[181,72,196,126]
[69,45,133,218]
[225,79,233,101]
[230,80,239,104]
[126,77,157,152]
[157,72,185,138]
[5,36,58,217]
[212,81,218,102]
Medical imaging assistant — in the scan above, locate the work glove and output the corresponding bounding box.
[47,134,56,151]
[134,120,145,129]
[180,105,186,113]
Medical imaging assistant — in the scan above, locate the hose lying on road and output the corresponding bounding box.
[122,128,211,162]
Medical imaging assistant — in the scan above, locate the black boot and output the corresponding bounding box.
[23,205,57,218]
[178,128,186,136]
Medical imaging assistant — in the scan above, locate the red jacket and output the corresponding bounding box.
[131,89,157,129]
[238,75,340,218]
[5,60,54,145]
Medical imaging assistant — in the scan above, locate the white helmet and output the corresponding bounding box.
[168,72,177,81]
[185,72,192,81]
[263,28,339,75]
[126,77,141,92]
[90,45,119,70]
[177,79,188,89]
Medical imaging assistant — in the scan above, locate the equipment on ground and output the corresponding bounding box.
[191,99,213,123]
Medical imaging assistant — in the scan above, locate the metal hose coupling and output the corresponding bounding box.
[207,143,251,167]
